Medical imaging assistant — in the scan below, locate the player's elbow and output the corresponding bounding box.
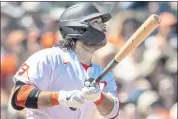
[11,86,25,110]
[11,81,41,110]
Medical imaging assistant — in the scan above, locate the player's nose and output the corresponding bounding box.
[101,24,107,32]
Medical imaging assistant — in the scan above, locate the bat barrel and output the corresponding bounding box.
[114,14,160,62]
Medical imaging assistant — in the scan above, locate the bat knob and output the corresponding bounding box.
[152,14,161,23]
[154,15,160,21]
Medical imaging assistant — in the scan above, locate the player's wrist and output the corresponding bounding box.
[51,91,60,106]
[94,92,104,105]
[58,90,68,103]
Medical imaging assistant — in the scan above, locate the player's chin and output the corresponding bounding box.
[99,39,107,47]
[93,39,107,50]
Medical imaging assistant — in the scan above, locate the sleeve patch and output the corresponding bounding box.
[18,63,30,76]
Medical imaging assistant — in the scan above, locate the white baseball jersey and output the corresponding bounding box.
[13,47,118,119]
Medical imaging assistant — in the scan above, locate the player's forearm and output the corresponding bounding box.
[11,84,60,110]
[38,91,59,108]
[95,93,114,116]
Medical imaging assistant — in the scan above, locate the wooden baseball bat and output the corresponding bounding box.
[90,14,161,86]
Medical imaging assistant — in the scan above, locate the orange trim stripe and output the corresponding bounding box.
[15,85,35,107]
[94,93,105,105]
[51,92,59,106]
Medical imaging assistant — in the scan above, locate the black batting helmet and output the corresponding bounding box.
[58,2,111,45]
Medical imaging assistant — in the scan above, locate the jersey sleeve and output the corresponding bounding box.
[102,72,118,97]
[92,63,118,97]
[13,51,52,89]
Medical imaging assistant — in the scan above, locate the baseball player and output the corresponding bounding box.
[11,3,119,119]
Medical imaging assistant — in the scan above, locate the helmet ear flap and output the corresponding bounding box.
[59,27,64,35]
[59,25,80,39]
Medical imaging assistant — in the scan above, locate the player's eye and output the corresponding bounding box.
[94,20,98,23]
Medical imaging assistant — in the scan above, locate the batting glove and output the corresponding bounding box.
[82,67,105,102]
[58,90,86,108]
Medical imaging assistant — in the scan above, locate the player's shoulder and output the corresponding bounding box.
[91,63,114,78]
[26,47,65,64]
[91,63,106,72]
[91,63,103,70]
[32,47,63,57]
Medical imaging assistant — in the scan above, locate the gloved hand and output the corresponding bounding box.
[82,86,101,102]
[82,67,105,102]
[58,90,86,108]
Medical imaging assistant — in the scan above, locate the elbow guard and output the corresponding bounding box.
[11,81,41,110]
[11,87,25,110]
[104,93,120,119]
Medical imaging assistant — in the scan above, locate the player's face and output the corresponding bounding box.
[85,17,107,51]
[87,17,107,33]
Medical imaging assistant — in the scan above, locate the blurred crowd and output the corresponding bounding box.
[1,2,177,119]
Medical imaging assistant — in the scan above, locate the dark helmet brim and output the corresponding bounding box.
[81,13,111,22]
